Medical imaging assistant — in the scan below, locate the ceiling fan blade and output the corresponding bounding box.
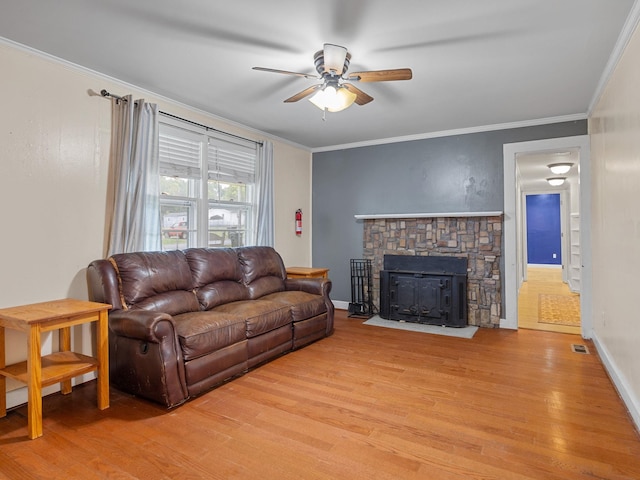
[347,68,413,82]
[342,83,373,105]
[284,85,323,103]
[252,67,317,79]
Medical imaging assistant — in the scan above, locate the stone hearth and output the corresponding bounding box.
[362,215,502,328]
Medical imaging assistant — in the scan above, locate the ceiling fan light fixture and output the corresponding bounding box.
[309,85,357,112]
[323,43,348,75]
[546,177,566,187]
[548,162,573,175]
[309,87,329,110]
[254,43,411,108]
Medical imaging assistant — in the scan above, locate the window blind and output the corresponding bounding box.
[207,138,256,184]
[159,125,202,178]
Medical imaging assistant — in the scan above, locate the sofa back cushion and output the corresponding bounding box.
[110,251,200,316]
[237,246,286,299]
[184,248,249,310]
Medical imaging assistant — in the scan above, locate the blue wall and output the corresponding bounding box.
[526,194,562,265]
[312,120,587,305]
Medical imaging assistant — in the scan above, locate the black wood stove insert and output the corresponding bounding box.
[379,255,468,327]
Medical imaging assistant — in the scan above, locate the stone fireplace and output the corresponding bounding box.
[380,254,468,327]
[360,213,502,328]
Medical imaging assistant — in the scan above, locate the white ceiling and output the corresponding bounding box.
[517,149,580,191]
[0,0,636,152]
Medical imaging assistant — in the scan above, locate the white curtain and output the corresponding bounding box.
[106,95,160,255]
[255,140,274,246]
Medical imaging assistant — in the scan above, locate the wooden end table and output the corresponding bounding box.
[286,267,329,279]
[0,298,111,439]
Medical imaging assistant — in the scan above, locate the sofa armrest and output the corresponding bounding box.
[87,259,123,310]
[285,278,334,335]
[108,309,188,408]
[284,277,330,296]
[109,309,176,343]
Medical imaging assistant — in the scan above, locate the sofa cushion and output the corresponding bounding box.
[196,281,249,310]
[237,246,286,298]
[185,248,243,285]
[213,299,292,338]
[110,251,200,316]
[260,291,327,322]
[184,248,249,309]
[243,276,286,300]
[174,311,246,361]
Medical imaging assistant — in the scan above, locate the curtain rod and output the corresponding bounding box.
[100,89,263,146]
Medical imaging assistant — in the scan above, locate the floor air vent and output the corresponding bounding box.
[571,344,590,354]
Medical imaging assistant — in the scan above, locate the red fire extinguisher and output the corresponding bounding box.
[295,209,302,236]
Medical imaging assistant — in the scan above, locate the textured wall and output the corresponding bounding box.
[313,121,587,304]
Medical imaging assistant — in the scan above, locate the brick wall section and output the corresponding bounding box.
[362,216,503,328]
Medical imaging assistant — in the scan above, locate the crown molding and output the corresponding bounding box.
[588,0,640,114]
[0,36,310,152]
[311,113,588,153]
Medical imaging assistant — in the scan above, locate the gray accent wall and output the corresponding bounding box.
[312,120,587,306]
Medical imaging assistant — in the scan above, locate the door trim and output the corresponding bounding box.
[502,135,591,338]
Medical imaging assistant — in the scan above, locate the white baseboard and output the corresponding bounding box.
[591,332,640,433]
[333,300,349,311]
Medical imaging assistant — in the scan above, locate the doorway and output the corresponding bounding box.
[502,135,591,338]
[518,191,580,333]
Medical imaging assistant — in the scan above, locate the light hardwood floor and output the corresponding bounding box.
[1,309,639,479]
[518,266,581,335]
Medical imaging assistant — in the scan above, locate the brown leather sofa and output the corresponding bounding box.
[87,246,333,408]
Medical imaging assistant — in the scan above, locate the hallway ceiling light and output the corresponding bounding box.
[546,177,566,186]
[547,162,573,174]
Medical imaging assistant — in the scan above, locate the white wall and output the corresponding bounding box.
[589,20,640,429]
[273,142,312,267]
[0,40,311,408]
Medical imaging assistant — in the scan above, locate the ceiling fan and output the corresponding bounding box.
[252,43,412,112]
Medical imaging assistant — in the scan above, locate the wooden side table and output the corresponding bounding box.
[0,298,111,439]
[286,267,329,279]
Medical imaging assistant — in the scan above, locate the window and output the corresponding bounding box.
[158,117,258,251]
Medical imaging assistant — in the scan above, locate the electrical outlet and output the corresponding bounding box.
[552,253,557,258]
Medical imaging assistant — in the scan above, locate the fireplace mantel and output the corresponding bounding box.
[355,211,503,220]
